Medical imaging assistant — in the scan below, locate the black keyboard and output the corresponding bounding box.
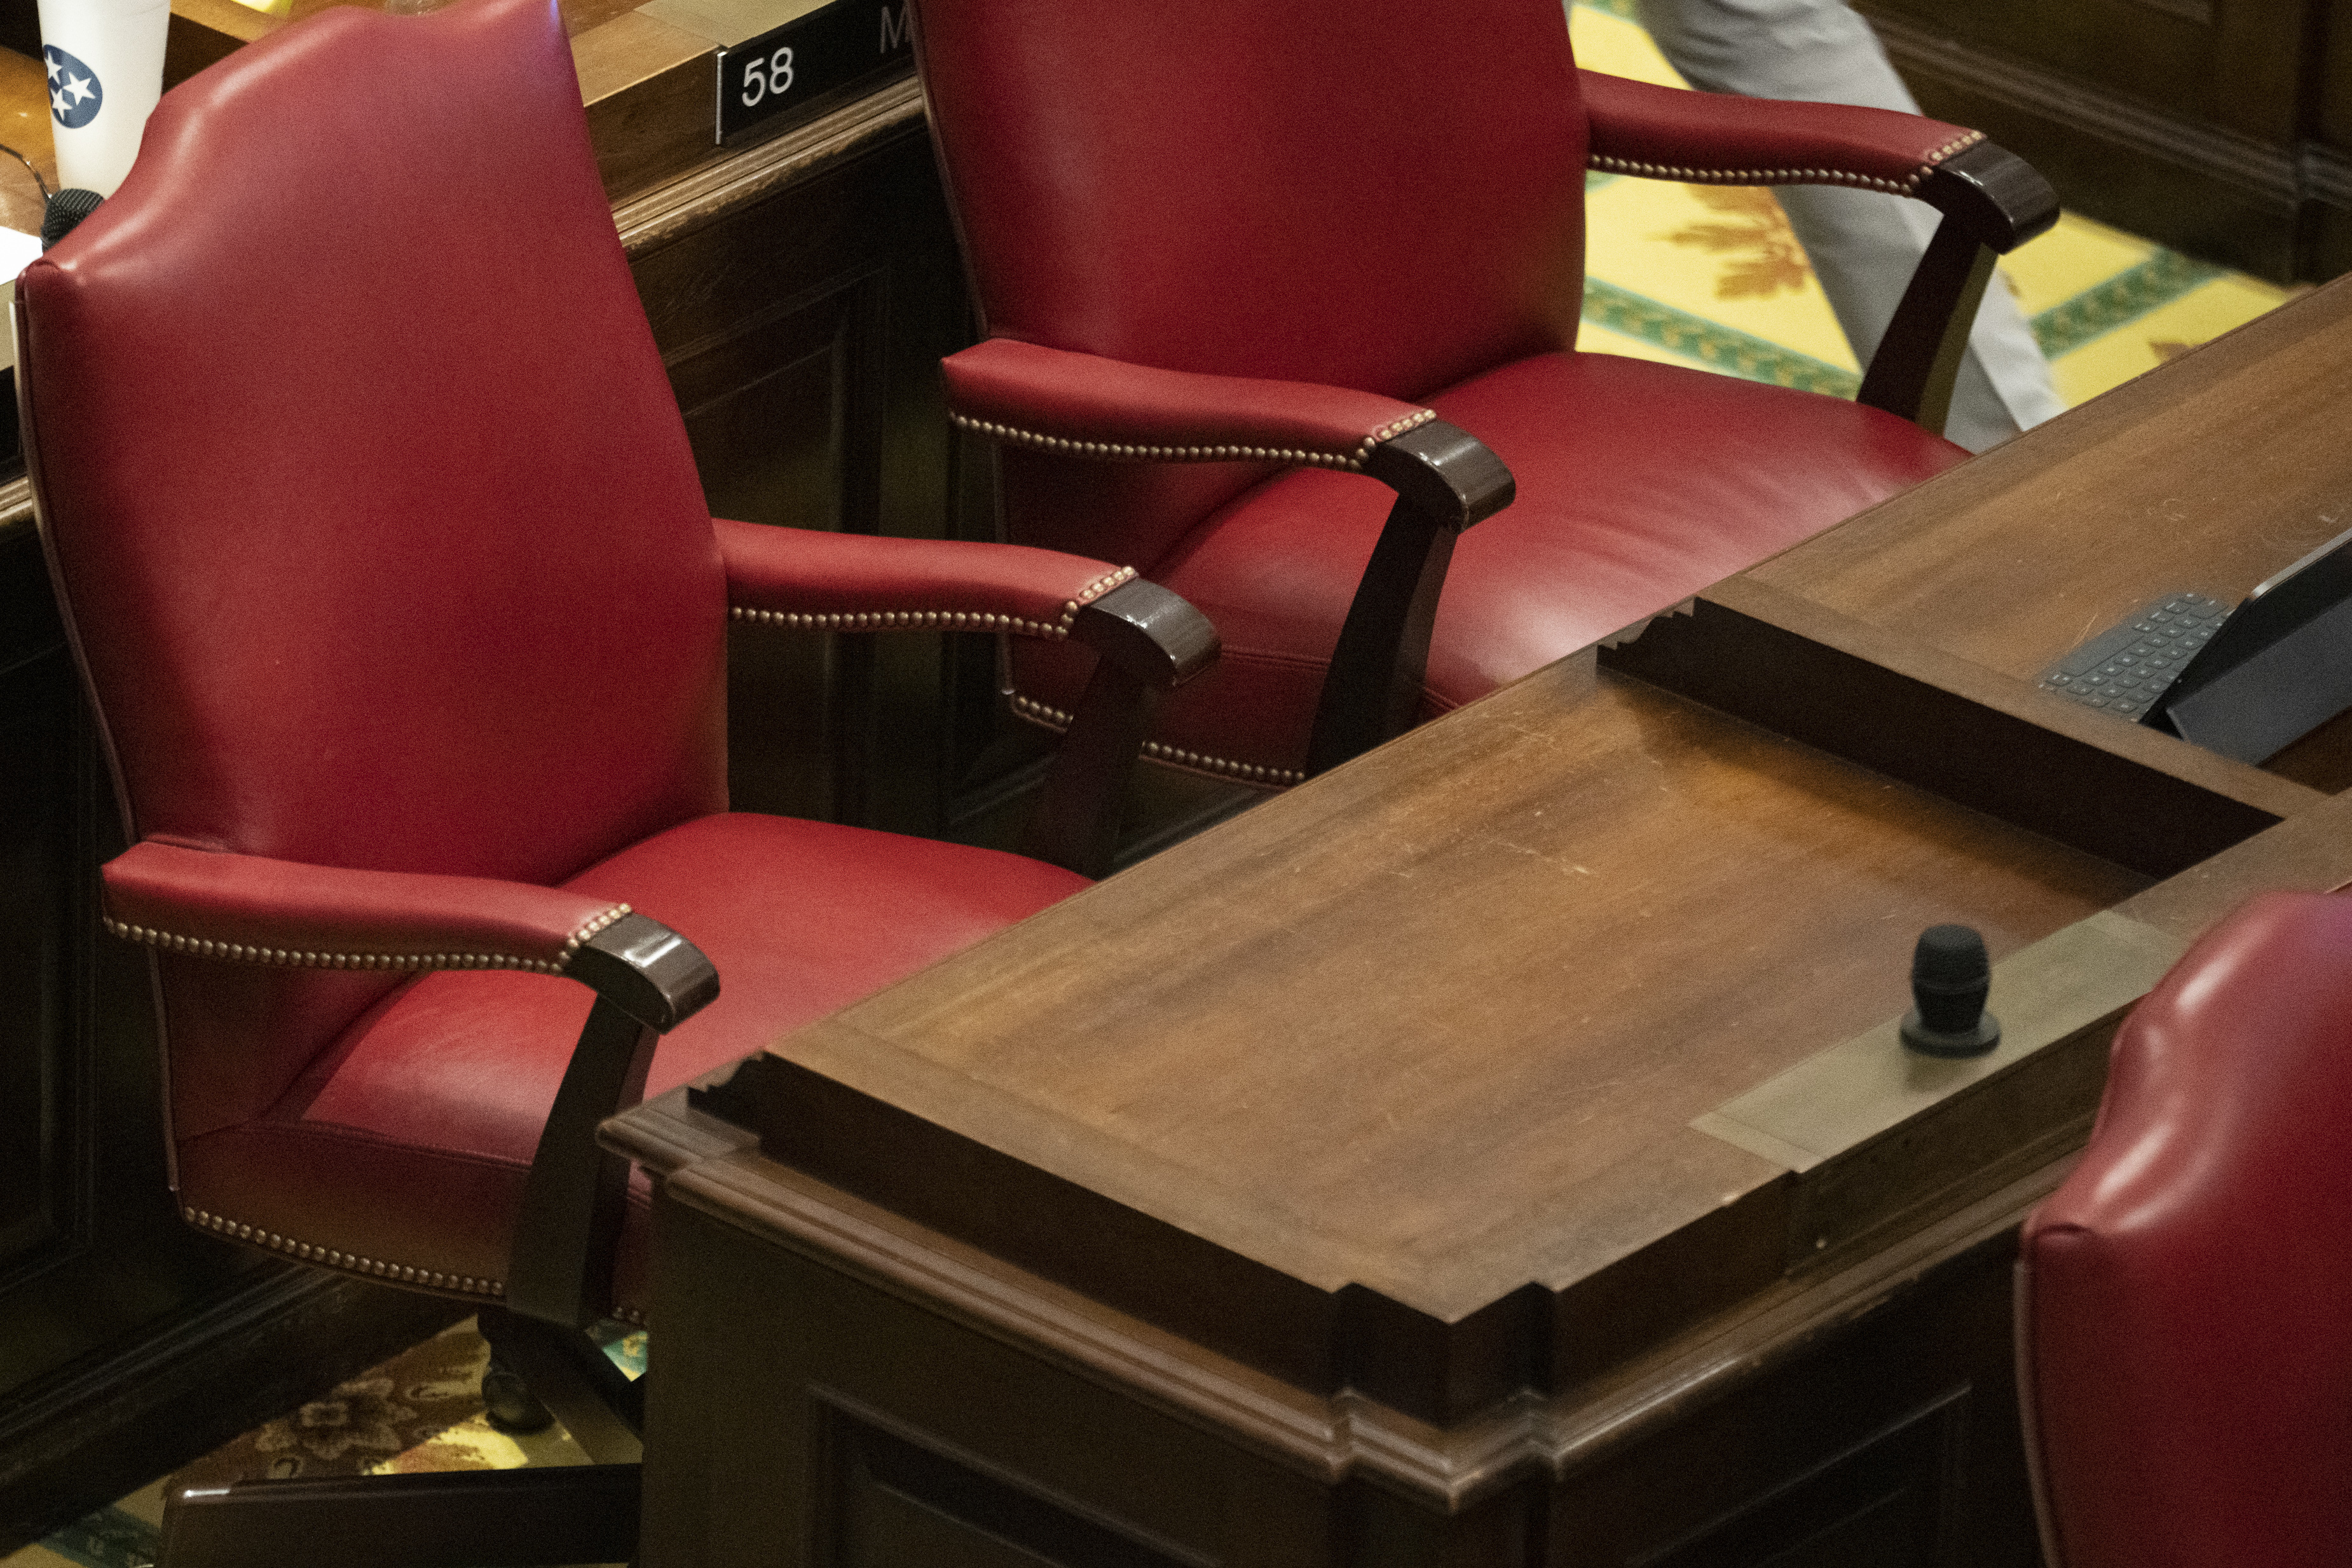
[2037,593,2232,721]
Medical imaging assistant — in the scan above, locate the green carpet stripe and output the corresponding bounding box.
[2031,249,2224,357]
[38,1506,160,1568]
[1581,280,1862,397]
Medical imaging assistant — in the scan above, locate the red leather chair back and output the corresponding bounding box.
[17,0,727,1132]
[2018,891,2352,1568]
[910,0,1592,568]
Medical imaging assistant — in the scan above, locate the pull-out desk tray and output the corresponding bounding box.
[608,276,2352,1568]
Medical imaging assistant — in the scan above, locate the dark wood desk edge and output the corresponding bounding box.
[613,74,926,257]
[1603,580,2321,882]
[1704,577,2322,822]
[0,478,31,550]
[611,1084,2072,1515]
[2116,782,2352,936]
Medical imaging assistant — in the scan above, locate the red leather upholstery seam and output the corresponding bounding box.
[179,1203,650,1325]
[102,902,632,974]
[1588,128,1985,196]
[1010,693,1308,787]
[184,1203,505,1297]
[728,566,1139,639]
[950,409,1437,472]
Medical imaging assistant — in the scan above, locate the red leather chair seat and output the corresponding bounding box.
[1016,351,1967,780]
[172,814,1088,1316]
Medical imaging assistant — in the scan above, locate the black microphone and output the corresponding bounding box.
[1900,924,2002,1057]
[41,189,103,249]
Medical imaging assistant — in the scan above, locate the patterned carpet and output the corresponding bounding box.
[1566,0,2296,406]
[2,7,2301,1568]
[13,1321,645,1568]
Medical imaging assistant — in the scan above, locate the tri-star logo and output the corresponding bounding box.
[43,44,104,131]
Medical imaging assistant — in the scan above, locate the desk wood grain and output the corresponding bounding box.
[748,658,2145,1417]
[616,278,2352,1568]
[1750,273,2352,686]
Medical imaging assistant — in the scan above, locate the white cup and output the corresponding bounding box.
[37,0,172,198]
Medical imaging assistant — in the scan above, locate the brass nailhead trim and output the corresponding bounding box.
[949,407,1437,472]
[1589,130,1983,196]
[1010,693,1306,787]
[184,1206,503,1299]
[561,904,634,960]
[107,903,632,976]
[731,565,1140,639]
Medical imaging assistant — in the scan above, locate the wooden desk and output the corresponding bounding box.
[611,279,2352,1568]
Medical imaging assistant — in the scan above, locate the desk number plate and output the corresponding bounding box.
[716,0,912,143]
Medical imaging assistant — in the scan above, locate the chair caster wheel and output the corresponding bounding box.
[481,1361,556,1433]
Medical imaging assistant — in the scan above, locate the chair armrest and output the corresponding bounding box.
[1579,70,2058,434]
[102,838,717,1011]
[942,340,1515,774]
[717,517,1219,876]
[104,840,723,1328]
[717,515,1138,641]
[719,514,1216,688]
[105,839,715,1030]
[1580,68,2056,252]
[943,337,1442,473]
[1582,69,1985,203]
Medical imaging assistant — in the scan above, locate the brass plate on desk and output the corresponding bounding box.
[1695,909,2185,1176]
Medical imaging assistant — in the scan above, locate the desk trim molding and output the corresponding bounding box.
[632,1094,2072,1513]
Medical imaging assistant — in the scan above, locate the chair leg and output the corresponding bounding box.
[477,1305,644,1465]
[159,1464,639,1568]
[482,1349,557,1433]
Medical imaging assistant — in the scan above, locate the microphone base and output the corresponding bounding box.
[1901,1009,2002,1058]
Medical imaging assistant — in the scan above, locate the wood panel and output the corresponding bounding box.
[0,523,467,1551]
[0,521,245,1415]
[1867,0,2245,120]
[1547,1226,2035,1567]
[0,540,76,1286]
[620,91,1016,838]
[1856,0,2346,281]
[630,1105,2061,1567]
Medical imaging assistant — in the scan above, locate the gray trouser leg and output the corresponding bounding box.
[1625,0,2064,451]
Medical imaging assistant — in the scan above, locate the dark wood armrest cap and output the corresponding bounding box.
[1918,141,2059,254]
[1363,419,1516,533]
[1070,580,1221,692]
[567,913,719,1032]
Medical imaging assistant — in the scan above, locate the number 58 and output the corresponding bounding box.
[740,46,794,107]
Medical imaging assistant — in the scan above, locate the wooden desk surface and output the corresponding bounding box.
[626,274,2352,1438]
[780,664,2135,1318]
[1750,276,2352,688]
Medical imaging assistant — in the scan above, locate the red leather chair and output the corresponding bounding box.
[909,0,2057,780]
[14,0,1210,1560]
[2017,892,2352,1568]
